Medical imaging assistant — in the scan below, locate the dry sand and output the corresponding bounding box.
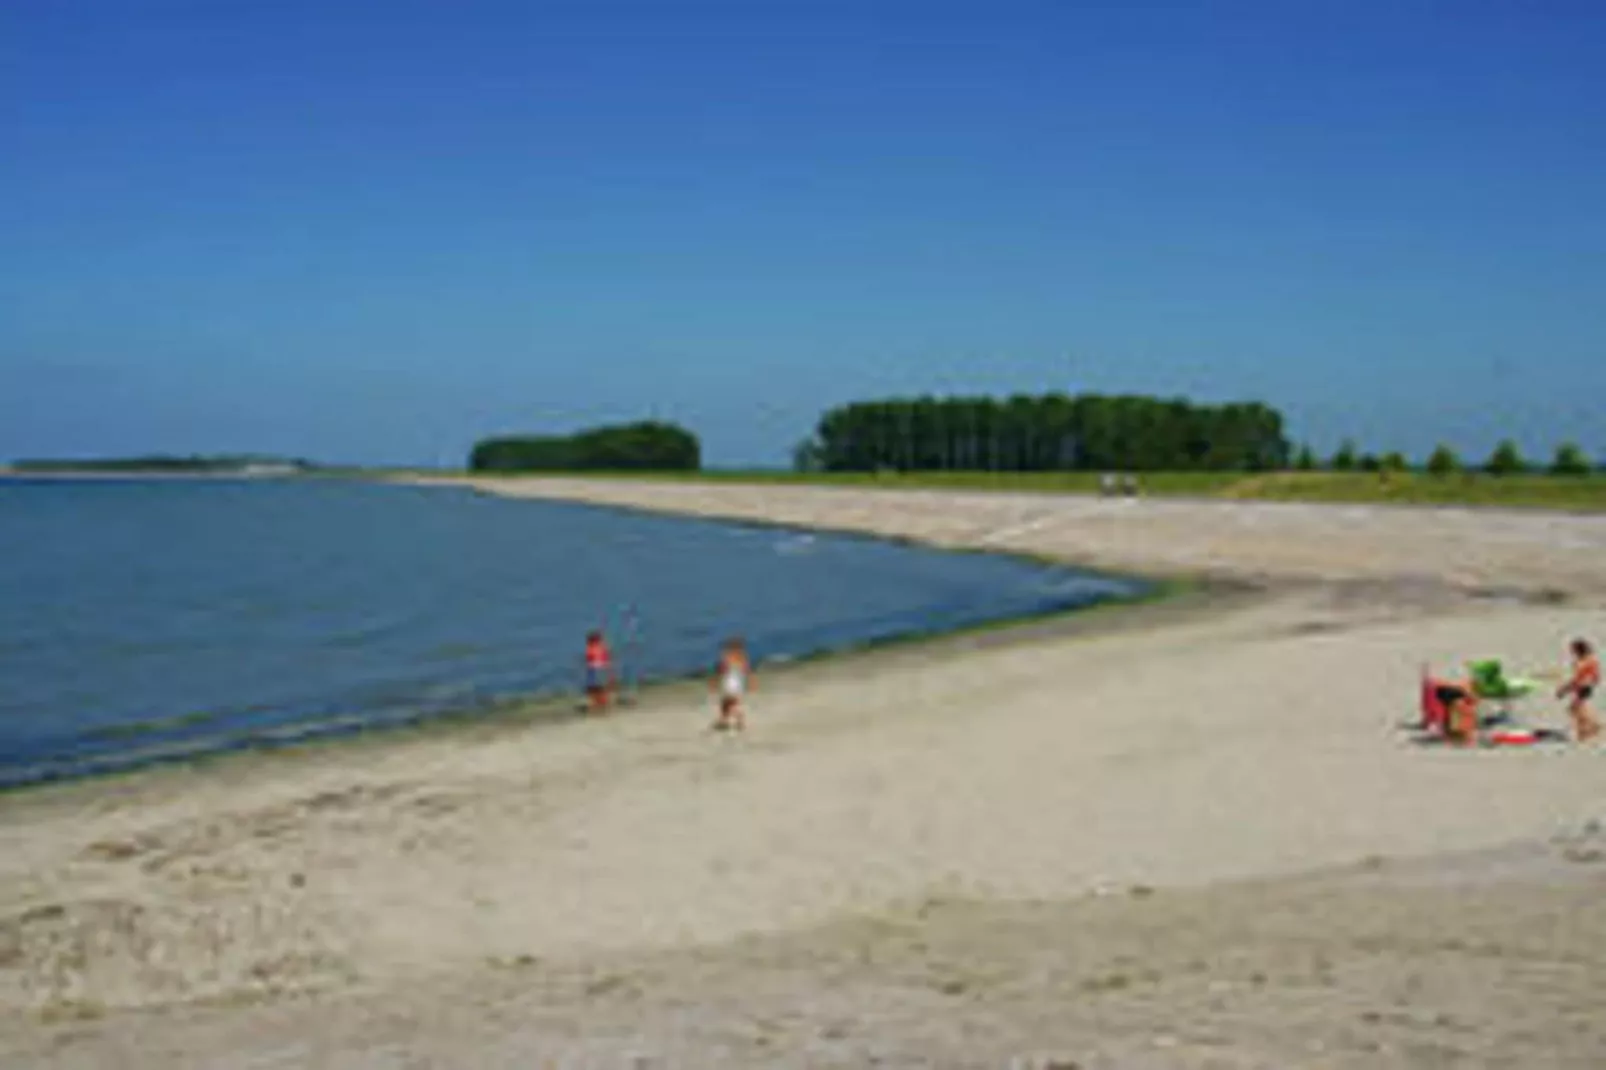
[3,479,1605,1068]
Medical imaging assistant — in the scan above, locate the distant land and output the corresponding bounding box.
[5,454,318,476]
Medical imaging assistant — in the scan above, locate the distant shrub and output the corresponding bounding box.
[1484,439,1525,476]
[1550,442,1592,477]
[1330,440,1358,472]
[1425,444,1461,476]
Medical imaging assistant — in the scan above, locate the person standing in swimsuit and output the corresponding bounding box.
[583,630,615,713]
[1557,637,1601,742]
[710,636,753,732]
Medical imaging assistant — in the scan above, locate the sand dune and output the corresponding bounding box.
[3,481,1604,1067]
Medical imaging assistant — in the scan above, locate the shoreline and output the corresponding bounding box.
[3,472,1194,796]
[0,573,1230,808]
[405,473,1606,597]
[0,505,1179,796]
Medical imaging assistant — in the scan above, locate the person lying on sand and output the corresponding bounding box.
[1557,637,1601,742]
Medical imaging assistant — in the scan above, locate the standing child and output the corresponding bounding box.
[1557,637,1601,742]
[710,636,753,732]
[584,630,614,713]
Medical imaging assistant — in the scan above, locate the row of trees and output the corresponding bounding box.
[461,404,1593,478]
[1293,439,1597,476]
[795,394,1291,473]
[468,420,700,472]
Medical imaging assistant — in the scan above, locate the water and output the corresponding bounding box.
[0,478,1143,786]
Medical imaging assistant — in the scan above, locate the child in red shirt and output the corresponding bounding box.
[584,631,614,713]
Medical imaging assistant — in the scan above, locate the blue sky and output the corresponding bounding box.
[3,1,1603,467]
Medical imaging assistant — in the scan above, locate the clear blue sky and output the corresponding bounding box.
[3,1,1603,467]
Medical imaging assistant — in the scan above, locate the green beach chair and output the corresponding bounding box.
[1467,659,1539,721]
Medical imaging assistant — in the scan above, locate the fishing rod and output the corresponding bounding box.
[617,601,641,706]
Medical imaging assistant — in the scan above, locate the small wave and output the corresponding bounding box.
[419,642,486,663]
[81,707,232,741]
[1034,572,1142,599]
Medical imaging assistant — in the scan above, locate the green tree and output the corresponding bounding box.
[1379,450,1407,473]
[468,421,700,472]
[807,391,1291,474]
[1040,392,1077,470]
[1292,444,1316,471]
[1425,443,1460,476]
[1485,439,1525,476]
[1003,394,1037,471]
[968,396,1001,471]
[1331,440,1358,471]
[1245,402,1291,471]
[791,437,823,473]
[910,396,941,470]
[1550,441,1591,477]
[1358,452,1381,473]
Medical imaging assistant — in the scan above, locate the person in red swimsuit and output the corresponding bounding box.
[583,630,615,713]
[1557,637,1601,742]
[1433,675,1480,745]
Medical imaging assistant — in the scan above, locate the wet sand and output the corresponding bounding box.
[3,478,1604,1067]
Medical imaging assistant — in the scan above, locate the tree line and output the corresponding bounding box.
[794,394,1291,473]
[12,454,316,473]
[468,420,700,472]
[1294,438,1597,476]
[460,401,1594,477]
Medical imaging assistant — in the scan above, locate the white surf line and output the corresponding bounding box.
[973,513,1062,547]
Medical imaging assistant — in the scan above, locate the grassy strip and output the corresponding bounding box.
[1207,470,1606,510]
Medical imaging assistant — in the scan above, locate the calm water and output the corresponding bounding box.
[0,478,1141,786]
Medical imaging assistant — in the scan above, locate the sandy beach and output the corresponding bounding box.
[4,479,1606,1068]
[413,475,1606,596]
